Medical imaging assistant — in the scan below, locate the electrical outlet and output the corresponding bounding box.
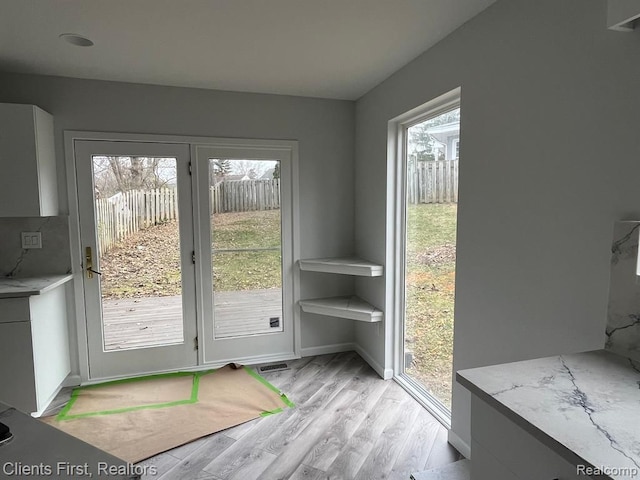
[21,232,42,249]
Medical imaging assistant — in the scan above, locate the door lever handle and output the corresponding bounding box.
[85,246,102,278]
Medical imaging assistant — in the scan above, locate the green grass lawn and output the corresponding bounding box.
[212,210,282,291]
[405,203,458,409]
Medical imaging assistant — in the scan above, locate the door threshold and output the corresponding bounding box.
[394,373,451,429]
[85,352,299,385]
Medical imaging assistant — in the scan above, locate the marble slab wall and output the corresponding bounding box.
[0,216,71,277]
[605,221,640,362]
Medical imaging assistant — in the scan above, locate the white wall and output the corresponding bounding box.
[0,73,357,373]
[354,0,640,450]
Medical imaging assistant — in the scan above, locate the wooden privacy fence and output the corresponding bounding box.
[210,179,280,214]
[95,179,281,254]
[407,159,459,204]
[95,188,178,254]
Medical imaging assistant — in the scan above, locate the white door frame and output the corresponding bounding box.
[65,131,301,383]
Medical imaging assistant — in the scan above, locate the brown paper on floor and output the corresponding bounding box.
[42,366,289,463]
[64,374,195,416]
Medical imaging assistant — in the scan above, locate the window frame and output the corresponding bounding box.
[387,87,461,428]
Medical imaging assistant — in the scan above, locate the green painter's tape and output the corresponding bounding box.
[260,407,284,417]
[56,391,78,420]
[75,370,197,390]
[56,371,205,421]
[57,397,196,420]
[56,366,293,422]
[243,366,295,409]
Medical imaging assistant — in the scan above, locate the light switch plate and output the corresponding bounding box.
[21,232,42,249]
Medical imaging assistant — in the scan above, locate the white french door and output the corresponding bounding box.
[75,140,198,379]
[74,137,298,380]
[192,144,296,365]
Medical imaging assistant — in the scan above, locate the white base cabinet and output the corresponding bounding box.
[0,286,70,415]
[471,395,583,480]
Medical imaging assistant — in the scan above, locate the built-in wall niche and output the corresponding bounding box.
[298,257,383,322]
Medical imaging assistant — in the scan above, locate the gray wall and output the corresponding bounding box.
[0,73,357,372]
[0,216,71,277]
[354,0,640,449]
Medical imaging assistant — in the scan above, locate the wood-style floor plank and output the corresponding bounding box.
[158,434,235,480]
[421,427,462,470]
[226,449,278,480]
[259,355,367,456]
[223,417,260,441]
[138,452,181,479]
[257,389,361,480]
[353,398,423,480]
[289,464,328,480]
[389,412,442,478]
[131,352,460,480]
[324,384,409,480]
[302,366,390,471]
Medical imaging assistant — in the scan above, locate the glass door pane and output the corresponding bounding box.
[208,159,283,338]
[92,156,185,350]
[76,140,197,380]
[403,107,460,410]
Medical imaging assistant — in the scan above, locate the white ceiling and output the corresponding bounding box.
[0,0,497,100]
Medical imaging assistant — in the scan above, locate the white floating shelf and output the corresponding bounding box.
[298,257,383,277]
[299,296,383,322]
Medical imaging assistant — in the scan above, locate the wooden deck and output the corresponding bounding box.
[102,289,282,351]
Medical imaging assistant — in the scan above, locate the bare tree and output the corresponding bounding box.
[93,156,176,198]
[229,160,271,178]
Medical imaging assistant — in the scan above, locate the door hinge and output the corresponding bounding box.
[191,251,196,264]
[188,161,192,175]
[194,336,199,350]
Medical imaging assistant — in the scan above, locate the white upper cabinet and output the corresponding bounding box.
[0,103,58,217]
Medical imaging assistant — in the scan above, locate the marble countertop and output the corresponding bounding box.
[0,274,73,298]
[458,350,640,480]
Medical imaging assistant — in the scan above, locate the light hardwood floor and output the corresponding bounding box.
[136,352,461,479]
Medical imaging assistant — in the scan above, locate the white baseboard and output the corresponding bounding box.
[300,342,393,381]
[448,429,471,459]
[63,374,82,387]
[30,383,66,418]
[300,342,355,357]
[354,344,393,379]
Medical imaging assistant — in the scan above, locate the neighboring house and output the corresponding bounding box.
[427,121,460,161]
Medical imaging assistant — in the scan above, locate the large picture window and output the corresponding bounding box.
[391,89,461,426]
